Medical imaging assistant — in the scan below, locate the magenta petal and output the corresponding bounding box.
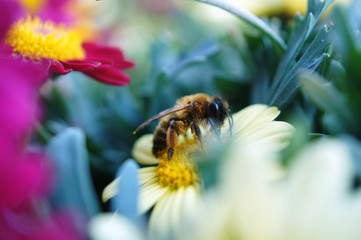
[84,65,131,86]
[0,49,49,87]
[83,42,135,68]
[0,154,52,209]
[0,44,14,56]
[46,42,134,85]
[0,57,47,140]
[61,59,101,71]
[49,59,73,74]
[30,212,85,240]
[83,42,125,60]
[115,59,135,69]
[38,0,74,24]
[0,1,24,41]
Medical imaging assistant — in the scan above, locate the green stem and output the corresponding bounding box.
[196,0,287,53]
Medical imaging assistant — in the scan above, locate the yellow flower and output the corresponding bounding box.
[187,0,350,27]
[5,16,85,61]
[103,104,294,238]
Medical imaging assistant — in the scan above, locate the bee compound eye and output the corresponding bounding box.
[208,101,221,119]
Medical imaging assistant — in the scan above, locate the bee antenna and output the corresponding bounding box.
[226,112,233,137]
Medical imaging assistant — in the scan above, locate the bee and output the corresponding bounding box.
[133,93,233,160]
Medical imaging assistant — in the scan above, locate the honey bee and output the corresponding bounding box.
[133,93,233,160]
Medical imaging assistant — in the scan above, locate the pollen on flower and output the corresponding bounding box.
[5,16,85,61]
[156,139,200,190]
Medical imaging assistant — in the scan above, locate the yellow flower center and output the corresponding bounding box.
[156,139,200,190]
[5,16,85,61]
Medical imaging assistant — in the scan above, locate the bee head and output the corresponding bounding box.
[207,98,227,123]
[206,97,232,138]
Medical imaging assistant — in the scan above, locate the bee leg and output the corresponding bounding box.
[166,120,178,160]
[191,123,203,149]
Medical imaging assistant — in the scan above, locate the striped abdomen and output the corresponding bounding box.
[152,120,169,158]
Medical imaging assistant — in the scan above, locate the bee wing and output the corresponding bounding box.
[133,104,193,134]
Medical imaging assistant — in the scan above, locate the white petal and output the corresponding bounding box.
[88,213,144,240]
[181,186,201,215]
[139,166,158,174]
[140,175,159,188]
[287,139,352,202]
[230,105,280,134]
[102,167,158,203]
[132,134,159,165]
[102,178,119,202]
[148,191,175,238]
[139,182,168,214]
[236,121,294,140]
[279,139,361,240]
[138,167,157,185]
[169,188,186,227]
[234,121,294,152]
[148,187,202,239]
[102,167,159,203]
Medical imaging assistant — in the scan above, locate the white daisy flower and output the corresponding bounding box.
[103,104,294,239]
[180,138,361,240]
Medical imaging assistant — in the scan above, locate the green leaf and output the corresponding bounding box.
[308,0,335,19]
[300,72,357,134]
[268,25,332,107]
[164,41,220,79]
[262,0,334,108]
[195,0,286,53]
[330,3,361,127]
[47,127,100,218]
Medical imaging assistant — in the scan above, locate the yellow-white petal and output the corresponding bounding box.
[168,188,186,230]
[228,105,280,135]
[139,181,168,214]
[148,191,175,238]
[147,186,202,239]
[102,167,157,203]
[102,178,119,202]
[139,167,158,185]
[132,134,159,165]
[181,186,201,214]
[234,121,294,151]
[278,139,361,240]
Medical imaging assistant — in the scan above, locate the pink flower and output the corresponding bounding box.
[0,55,47,141]
[49,42,135,86]
[0,57,84,239]
[0,57,49,208]
[2,0,135,86]
[0,209,84,240]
